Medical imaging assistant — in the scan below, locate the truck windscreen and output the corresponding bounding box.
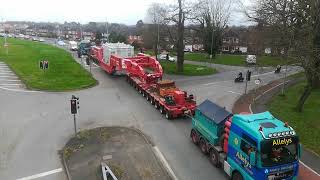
[260,136,298,167]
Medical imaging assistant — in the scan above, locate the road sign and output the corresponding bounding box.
[255,79,261,85]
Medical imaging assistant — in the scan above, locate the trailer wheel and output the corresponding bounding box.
[150,98,155,105]
[191,130,199,145]
[209,149,221,167]
[159,106,164,114]
[154,102,159,109]
[200,139,208,154]
[232,172,243,180]
[142,91,146,97]
[139,88,142,94]
[146,95,150,101]
[165,111,172,120]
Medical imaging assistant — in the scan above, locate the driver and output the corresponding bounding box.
[271,147,283,162]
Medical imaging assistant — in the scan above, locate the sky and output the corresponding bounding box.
[0,0,251,26]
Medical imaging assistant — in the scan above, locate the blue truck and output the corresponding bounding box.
[190,100,301,180]
[77,40,92,58]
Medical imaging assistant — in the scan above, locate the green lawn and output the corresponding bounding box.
[0,38,96,91]
[160,61,217,76]
[184,52,294,67]
[268,82,320,155]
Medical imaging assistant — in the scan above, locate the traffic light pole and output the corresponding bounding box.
[73,114,77,136]
[245,80,248,94]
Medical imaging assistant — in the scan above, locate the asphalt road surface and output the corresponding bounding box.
[0,42,302,180]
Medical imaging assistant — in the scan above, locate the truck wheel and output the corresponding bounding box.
[232,172,243,180]
[165,111,172,120]
[142,91,146,97]
[159,106,164,114]
[146,95,150,101]
[209,149,220,167]
[150,98,154,105]
[139,88,142,94]
[191,130,199,145]
[200,139,208,154]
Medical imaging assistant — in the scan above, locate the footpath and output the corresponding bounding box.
[232,77,320,180]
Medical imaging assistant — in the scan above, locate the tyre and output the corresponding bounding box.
[209,149,220,167]
[142,91,146,97]
[139,89,142,94]
[159,106,164,114]
[150,98,154,105]
[146,95,150,101]
[232,172,243,180]
[190,130,199,145]
[154,102,159,109]
[165,111,172,120]
[200,139,208,154]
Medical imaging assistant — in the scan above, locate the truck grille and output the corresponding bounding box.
[267,170,294,180]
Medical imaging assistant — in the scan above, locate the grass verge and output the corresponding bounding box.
[267,81,320,155]
[184,52,296,67]
[160,61,217,76]
[0,37,96,91]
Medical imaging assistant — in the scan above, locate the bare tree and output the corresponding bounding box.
[191,0,233,57]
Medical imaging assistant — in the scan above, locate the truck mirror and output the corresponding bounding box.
[298,143,302,159]
[249,152,256,166]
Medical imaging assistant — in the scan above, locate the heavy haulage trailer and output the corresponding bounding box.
[190,100,301,180]
[89,43,196,119]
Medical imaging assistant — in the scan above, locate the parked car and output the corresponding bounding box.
[68,41,78,51]
[157,53,176,62]
[57,40,66,46]
[39,38,45,42]
[246,55,256,64]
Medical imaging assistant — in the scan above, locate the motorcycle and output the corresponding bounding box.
[275,65,281,74]
[235,72,244,83]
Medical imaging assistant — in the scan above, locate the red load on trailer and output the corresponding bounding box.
[89,43,196,119]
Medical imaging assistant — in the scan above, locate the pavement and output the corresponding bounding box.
[0,40,316,180]
[0,61,26,91]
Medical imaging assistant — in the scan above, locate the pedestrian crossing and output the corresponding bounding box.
[0,61,26,91]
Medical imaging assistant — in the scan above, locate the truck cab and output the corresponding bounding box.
[77,40,92,58]
[227,112,300,180]
[190,100,301,180]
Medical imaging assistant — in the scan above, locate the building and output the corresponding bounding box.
[222,29,241,53]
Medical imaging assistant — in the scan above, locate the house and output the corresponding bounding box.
[222,28,241,53]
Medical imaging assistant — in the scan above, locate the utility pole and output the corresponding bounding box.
[210,28,214,59]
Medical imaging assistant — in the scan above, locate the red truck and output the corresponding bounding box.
[89,43,196,119]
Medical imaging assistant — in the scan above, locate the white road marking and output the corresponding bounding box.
[203,80,231,86]
[299,160,320,177]
[0,72,14,75]
[0,79,20,81]
[0,75,17,78]
[0,83,22,86]
[153,146,178,180]
[0,86,37,93]
[16,168,63,180]
[228,91,242,95]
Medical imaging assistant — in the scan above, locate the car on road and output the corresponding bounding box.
[69,41,78,51]
[246,54,256,64]
[39,38,45,42]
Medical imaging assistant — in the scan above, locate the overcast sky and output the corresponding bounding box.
[0,0,251,26]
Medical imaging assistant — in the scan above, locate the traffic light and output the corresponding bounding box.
[71,99,77,114]
[44,61,49,69]
[39,61,43,69]
[86,58,90,65]
[246,70,252,81]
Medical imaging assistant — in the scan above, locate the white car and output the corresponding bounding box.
[246,55,256,64]
[157,54,176,62]
[57,40,66,46]
[39,38,45,42]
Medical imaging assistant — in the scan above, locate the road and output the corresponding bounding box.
[0,41,306,180]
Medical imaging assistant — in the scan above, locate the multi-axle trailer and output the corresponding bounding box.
[89,43,196,119]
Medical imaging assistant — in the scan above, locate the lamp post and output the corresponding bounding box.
[210,28,214,59]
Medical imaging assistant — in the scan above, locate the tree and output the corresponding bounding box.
[108,31,127,43]
[192,0,233,57]
[247,0,320,111]
[293,0,320,111]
